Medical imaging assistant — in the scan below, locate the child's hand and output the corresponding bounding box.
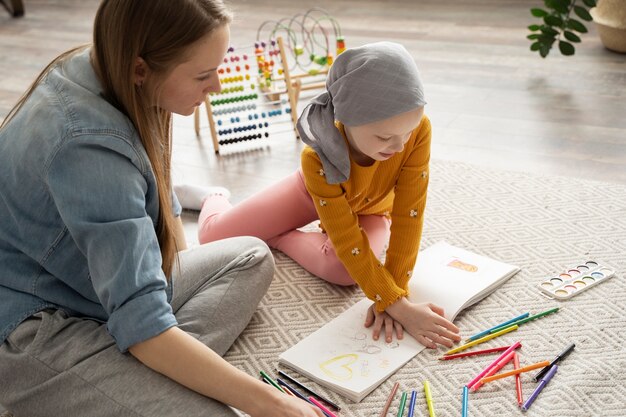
[385,298,461,349]
[364,303,404,342]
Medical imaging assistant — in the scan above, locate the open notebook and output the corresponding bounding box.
[278,241,520,402]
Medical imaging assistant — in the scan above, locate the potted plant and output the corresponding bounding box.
[527,0,626,56]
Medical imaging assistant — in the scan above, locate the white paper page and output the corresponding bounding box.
[279,298,424,401]
[408,242,520,320]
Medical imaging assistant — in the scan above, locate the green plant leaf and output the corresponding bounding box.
[531,41,542,51]
[559,40,576,55]
[568,18,588,33]
[550,0,570,14]
[527,34,541,40]
[545,15,564,26]
[573,5,593,21]
[541,26,559,36]
[582,0,596,7]
[540,44,551,57]
[564,30,581,42]
[531,8,549,17]
[528,24,541,31]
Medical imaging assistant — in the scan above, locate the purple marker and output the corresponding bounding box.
[521,365,558,412]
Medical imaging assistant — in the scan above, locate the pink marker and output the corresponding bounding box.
[466,341,522,389]
[308,396,338,417]
[470,349,516,392]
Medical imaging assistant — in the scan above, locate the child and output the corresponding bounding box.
[0,1,323,416]
[190,42,462,349]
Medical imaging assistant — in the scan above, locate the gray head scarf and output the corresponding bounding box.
[296,41,426,184]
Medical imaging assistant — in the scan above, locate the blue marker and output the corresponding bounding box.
[407,390,417,417]
[466,312,530,342]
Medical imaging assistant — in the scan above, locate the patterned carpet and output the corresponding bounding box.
[223,160,626,417]
[3,161,624,417]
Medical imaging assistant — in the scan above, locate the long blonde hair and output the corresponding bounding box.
[1,0,232,277]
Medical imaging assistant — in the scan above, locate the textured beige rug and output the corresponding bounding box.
[3,160,624,416]
[223,160,626,417]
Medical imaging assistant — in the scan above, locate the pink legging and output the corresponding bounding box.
[198,171,391,286]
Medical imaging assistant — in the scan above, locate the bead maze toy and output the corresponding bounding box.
[194,8,345,154]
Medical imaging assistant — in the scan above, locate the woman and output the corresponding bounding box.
[0,1,322,416]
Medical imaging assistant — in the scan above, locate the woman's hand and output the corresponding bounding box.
[385,297,461,349]
[364,303,404,342]
[252,389,325,417]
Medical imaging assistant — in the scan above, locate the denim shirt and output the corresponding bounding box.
[0,48,182,352]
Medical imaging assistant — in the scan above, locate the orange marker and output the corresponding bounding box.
[480,360,551,384]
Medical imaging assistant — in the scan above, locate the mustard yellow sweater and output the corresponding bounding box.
[300,116,431,311]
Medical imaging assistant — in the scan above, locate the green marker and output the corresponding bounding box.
[489,307,559,334]
[397,391,408,417]
[260,370,286,394]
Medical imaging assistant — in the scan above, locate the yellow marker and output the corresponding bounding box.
[424,380,436,417]
[444,325,519,355]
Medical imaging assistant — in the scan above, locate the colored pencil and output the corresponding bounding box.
[461,386,469,417]
[424,381,436,417]
[533,342,575,382]
[397,392,408,417]
[465,313,529,342]
[466,341,522,388]
[489,307,559,334]
[479,360,551,384]
[309,396,338,417]
[470,350,516,392]
[378,381,399,417]
[444,325,518,356]
[513,353,523,407]
[438,345,511,360]
[277,370,341,410]
[259,370,286,394]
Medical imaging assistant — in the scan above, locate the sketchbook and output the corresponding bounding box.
[278,241,520,402]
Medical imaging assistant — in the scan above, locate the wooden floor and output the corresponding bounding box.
[1,0,625,202]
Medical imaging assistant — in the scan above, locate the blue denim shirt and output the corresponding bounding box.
[0,48,182,352]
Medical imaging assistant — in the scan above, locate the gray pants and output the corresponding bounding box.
[0,237,274,417]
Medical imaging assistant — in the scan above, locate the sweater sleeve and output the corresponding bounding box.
[384,116,432,292]
[301,149,407,311]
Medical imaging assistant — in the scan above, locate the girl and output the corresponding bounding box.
[0,1,323,416]
[192,42,462,349]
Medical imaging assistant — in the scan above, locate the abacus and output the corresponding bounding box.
[194,8,345,154]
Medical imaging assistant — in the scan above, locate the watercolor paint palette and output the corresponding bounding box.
[539,261,615,300]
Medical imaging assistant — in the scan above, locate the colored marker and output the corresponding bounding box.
[489,307,559,334]
[278,370,340,410]
[461,386,468,417]
[259,370,285,393]
[277,379,310,402]
[466,313,530,342]
[439,345,511,361]
[378,382,399,417]
[466,341,521,388]
[407,390,417,417]
[513,353,523,407]
[470,350,516,392]
[309,396,338,417]
[480,360,551,384]
[521,365,558,411]
[533,342,575,382]
[424,380,436,417]
[277,379,332,417]
[444,325,518,355]
[397,391,408,417]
